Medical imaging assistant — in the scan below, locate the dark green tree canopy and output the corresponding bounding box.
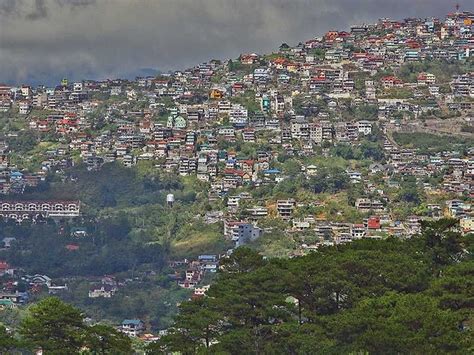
[150,219,474,354]
[18,297,133,354]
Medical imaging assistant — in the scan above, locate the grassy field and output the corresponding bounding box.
[393,132,471,153]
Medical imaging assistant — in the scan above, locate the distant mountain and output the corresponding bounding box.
[123,68,162,80]
[7,67,162,87]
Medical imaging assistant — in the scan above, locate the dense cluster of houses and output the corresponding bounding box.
[0,270,68,309]
[0,10,472,235]
[168,254,217,294]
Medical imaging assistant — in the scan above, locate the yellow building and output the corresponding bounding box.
[209,89,223,99]
[460,217,474,234]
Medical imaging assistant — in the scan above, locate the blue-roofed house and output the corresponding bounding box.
[263,168,280,174]
[10,171,23,181]
[263,168,281,181]
[198,254,217,262]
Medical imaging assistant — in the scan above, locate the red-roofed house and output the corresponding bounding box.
[367,216,381,230]
[381,76,403,88]
[240,53,259,65]
[417,73,436,86]
[0,261,14,276]
[65,244,80,251]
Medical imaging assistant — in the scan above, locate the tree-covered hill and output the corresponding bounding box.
[149,219,474,354]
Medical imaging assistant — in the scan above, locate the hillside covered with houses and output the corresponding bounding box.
[0,8,473,348]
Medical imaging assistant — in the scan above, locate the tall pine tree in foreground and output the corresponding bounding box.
[18,297,132,354]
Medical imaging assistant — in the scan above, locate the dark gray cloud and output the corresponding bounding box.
[0,0,470,85]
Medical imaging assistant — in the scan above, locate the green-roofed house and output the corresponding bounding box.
[0,299,15,309]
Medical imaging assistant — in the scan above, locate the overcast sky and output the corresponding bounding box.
[0,0,470,86]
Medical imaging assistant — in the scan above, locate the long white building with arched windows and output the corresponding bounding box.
[0,200,81,222]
